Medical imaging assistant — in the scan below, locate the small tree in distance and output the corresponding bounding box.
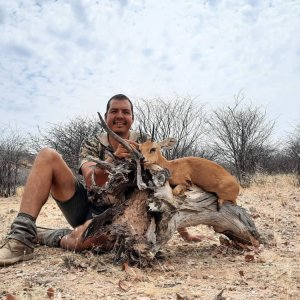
[0,126,29,196]
[286,124,300,186]
[208,93,275,186]
[134,96,209,159]
[29,116,100,173]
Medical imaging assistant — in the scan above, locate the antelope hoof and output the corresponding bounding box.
[218,199,224,206]
[217,199,236,211]
[172,186,185,196]
[217,199,224,211]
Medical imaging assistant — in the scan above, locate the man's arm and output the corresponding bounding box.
[80,140,138,189]
[79,135,112,189]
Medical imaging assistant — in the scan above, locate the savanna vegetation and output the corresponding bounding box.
[0,94,299,197]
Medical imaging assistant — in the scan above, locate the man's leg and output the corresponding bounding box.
[60,220,92,251]
[60,219,114,252]
[36,180,93,249]
[0,148,76,266]
[20,148,77,218]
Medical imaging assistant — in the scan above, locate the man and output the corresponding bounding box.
[0,94,200,267]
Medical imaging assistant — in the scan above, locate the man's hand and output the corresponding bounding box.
[81,140,138,189]
[114,140,139,159]
[81,161,108,189]
[177,227,214,243]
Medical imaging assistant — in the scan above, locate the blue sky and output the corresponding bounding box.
[0,0,299,138]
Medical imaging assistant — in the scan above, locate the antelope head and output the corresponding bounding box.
[139,137,177,166]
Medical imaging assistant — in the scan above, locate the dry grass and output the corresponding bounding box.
[0,174,299,299]
[15,186,25,197]
[250,173,298,188]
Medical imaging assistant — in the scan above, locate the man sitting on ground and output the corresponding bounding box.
[0,94,201,267]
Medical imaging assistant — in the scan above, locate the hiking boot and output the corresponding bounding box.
[36,227,72,248]
[9,213,37,249]
[0,239,34,267]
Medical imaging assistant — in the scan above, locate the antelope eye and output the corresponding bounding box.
[150,147,156,153]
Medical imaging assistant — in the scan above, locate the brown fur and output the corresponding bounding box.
[139,139,240,205]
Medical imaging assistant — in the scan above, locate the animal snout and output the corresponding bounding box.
[142,159,151,166]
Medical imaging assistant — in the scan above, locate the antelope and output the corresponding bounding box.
[139,137,240,206]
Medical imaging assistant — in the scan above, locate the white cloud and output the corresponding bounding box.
[0,0,299,137]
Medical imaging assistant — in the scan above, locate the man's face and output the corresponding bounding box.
[105,99,134,137]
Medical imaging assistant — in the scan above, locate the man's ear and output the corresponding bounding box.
[104,112,107,120]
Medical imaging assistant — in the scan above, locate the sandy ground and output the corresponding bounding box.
[0,174,299,300]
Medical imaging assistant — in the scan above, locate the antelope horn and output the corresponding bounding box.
[151,124,155,142]
[97,112,143,160]
[139,126,143,141]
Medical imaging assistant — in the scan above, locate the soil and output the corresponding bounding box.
[0,174,299,300]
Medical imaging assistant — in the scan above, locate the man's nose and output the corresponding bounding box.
[116,111,124,118]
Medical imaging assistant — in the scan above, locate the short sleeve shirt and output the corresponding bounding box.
[79,130,148,173]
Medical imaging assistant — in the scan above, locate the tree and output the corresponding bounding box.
[286,124,300,186]
[0,126,29,196]
[134,96,208,159]
[30,116,100,173]
[208,94,275,186]
[255,143,298,175]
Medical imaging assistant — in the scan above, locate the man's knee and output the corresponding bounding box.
[36,148,68,172]
[37,147,61,162]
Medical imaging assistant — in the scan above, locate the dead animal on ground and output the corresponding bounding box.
[139,137,240,206]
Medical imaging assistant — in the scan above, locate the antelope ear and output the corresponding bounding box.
[159,138,177,149]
